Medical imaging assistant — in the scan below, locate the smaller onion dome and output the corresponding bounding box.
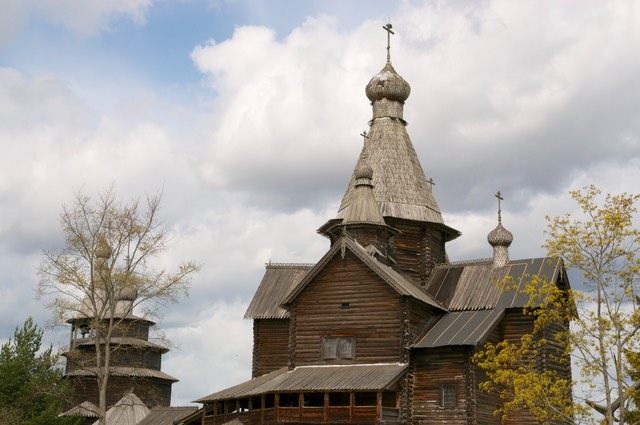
[354,160,374,181]
[95,236,112,259]
[488,222,513,247]
[117,285,138,302]
[365,62,411,103]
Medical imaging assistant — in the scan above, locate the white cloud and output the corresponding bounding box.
[0,0,154,43]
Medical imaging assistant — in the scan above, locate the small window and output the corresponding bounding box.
[323,336,355,360]
[441,384,457,408]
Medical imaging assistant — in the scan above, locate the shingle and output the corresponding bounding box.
[244,264,313,319]
[136,406,198,425]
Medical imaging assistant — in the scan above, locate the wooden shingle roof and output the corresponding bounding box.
[136,406,198,425]
[59,400,99,418]
[244,263,314,320]
[66,366,178,382]
[91,393,149,425]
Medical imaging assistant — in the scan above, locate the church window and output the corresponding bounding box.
[441,383,457,408]
[323,336,355,359]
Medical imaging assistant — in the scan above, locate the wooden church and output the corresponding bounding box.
[61,236,179,424]
[195,26,571,425]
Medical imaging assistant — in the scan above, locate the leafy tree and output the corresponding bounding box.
[474,185,640,425]
[0,318,78,425]
[473,275,580,424]
[37,185,201,425]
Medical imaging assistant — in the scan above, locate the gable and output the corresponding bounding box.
[283,236,445,311]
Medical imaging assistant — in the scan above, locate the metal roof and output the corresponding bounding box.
[195,363,407,402]
[244,263,313,319]
[136,406,198,425]
[282,236,445,311]
[426,257,563,310]
[413,309,504,348]
[413,257,567,348]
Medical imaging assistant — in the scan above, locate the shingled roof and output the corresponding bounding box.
[244,263,314,320]
[336,59,449,229]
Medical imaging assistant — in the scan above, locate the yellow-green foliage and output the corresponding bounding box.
[475,185,640,425]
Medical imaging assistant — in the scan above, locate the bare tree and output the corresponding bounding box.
[38,185,200,425]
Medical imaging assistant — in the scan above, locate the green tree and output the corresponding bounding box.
[474,185,640,425]
[0,318,78,425]
[37,185,201,425]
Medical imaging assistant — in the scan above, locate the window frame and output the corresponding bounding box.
[440,383,458,409]
[322,336,355,360]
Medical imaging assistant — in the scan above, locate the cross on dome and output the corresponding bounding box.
[383,23,394,64]
[495,191,503,222]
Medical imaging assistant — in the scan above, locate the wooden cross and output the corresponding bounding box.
[383,23,394,63]
[360,130,368,144]
[495,191,503,222]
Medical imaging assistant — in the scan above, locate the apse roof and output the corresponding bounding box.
[425,257,565,311]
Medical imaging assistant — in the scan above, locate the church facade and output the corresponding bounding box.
[195,27,571,425]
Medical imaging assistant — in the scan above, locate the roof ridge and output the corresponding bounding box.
[265,262,315,269]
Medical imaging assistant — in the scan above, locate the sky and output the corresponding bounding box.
[1,0,640,407]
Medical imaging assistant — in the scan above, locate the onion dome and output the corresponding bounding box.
[488,222,513,247]
[354,160,374,181]
[117,285,138,302]
[95,236,112,259]
[488,191,513,267]
[342,158,385,226]
[365,62,411,103]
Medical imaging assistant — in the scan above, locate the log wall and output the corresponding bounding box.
[252,319,290,377]
[411,347,469,425]
[291,251,404,367]
[386,219,446,285]
[69,376,172,408]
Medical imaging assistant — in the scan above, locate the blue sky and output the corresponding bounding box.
[2,0,640,408]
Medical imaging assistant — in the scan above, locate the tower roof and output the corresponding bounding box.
[336,26,453,230]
